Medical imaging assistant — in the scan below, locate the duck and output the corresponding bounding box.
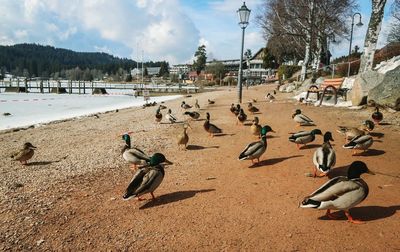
[247,103,259,114]
[184,111,200,120]
[204,112,222,137]
[250,116,262,137]
[239,125,275,164]
[337,120,374,142]
[181,101,192,109]
[230,104,236,114]
[292,109,314,126]
[177,123,191,150]
[155,106,162,123]
[195,99,200,110]
[166,109,177,123]
[237,109,247,125]
[208,99,215,105]
[11,142,37,165]
[122,153,173,201]
[312,132,336,177]
[234,104,241,116]
[343,134,373,155]
[121,134,150,170]
[371,107,383,124]
[159,104,167,110]
[300,161,374,224]
[265,93,275,102]
[289,129,322,149]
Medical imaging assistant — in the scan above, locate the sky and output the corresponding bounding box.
[0,0,396,65]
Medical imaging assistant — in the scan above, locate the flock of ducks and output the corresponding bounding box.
[10,92,386,223]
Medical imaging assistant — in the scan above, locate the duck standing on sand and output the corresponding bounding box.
[292,109,314,126]
[265,93,275,102]
[300,161,374,224]
[166,109,177,123]
[181,101,192,109]
[289,129,322,149]
[234,104,241,116]
[250,116,262,137]
[312,132,335,177]
[337,120,374,142]
[371,107,383,124]
[208,99,215,105]
[11,142,37,165]
[177,124,191,150]
[230,104,236,114]
[184,111,200,120]
[237,109,247,125]
[343,135,373,155]
[204,112,222,137]
[247,103,259,114]
[123,153,172,201]
[121,134,150,170]
[155,106,162,123]
[195,99,200,110]
[239,125,275,164]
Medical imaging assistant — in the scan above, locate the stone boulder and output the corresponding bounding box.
[349,70,384,106]
[368,65,400,110]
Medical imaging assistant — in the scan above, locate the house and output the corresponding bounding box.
[170,64,191,76]
[244,48,275,84]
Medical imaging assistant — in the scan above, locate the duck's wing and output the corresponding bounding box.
[11,149,30,161]
[289,131,309,141]
[343,135,371,148]
[209,123,222,133]
[125,147,150,162]
[124,168,149,198]
[299,114,313,123]
[239,141,263,160]
[132,168,163,196]
[308,176,350,201]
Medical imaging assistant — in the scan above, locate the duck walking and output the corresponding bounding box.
[204,112,222,137]
[184,111,200,120]
[239,125,275,164]
[300,161,374,224]
[177,124,191,150]
[343,134,373,155]
[247,103,259,114]
[123,153,173,201]
[181,101,192,110]
[292,109,314,126]
[121,134,150,170]
[11,142,37,165]
[155,106,162,123]
[371,107,383,124]
[166,109,177,123]
[289,129,322,149]
[312,132,336,177]
[250,116,262,137]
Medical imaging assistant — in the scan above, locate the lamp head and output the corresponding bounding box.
[237,2,251,28]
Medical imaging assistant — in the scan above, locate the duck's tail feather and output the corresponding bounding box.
[300,198,321,208]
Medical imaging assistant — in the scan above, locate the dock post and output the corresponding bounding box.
[83,81,86,94]
[24,79,28,93]
[48,80,50,93]
[40,80,44,93]
[78,81,81,94]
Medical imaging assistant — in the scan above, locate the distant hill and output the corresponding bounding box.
[0,43,166,80]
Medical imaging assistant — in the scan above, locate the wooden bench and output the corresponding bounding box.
[306,77,347,105]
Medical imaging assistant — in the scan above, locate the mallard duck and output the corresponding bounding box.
[343,134,373,155]
[337,120,374,142]
[177,123,191,150]
[234,104,241,116]
[208,99,215,105]
[121,134,150,170]
[239,125,275,164]
[289,129,322,149]
[300,161,374,224]
[371,107,383,124]
[166,109,177,123]
[122,153,172,201]
[247,103,259,114]
[195,99,200,110]
[204,112,222,137]
[155,106,162,123]
[159,104,167,110]
[184,111,200,120]
[292,109,314,126]
[312,132,336,177]
[265,93,275,102]
[11,142,36,165]
[237,109,247,125]
[181,101,192,109]
[230,104,236,114]
[250,116,262,137]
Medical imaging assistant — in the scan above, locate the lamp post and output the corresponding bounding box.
[348,12,363,76]
[237,2,250,104]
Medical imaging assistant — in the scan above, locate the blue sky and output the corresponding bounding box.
[0,0,396,65]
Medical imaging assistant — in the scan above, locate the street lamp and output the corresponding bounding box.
[348,12,363,76]
[237,2,250,104]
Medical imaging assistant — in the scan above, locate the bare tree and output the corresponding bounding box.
[359,0,387,72]
[387,0,400,42]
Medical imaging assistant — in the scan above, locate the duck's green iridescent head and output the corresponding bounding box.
[122,134,131,148]
[347,161,375,179]
[323,131,334,142]
[311,129,322,135]
[149,153,173,166]
[261,125,275,135]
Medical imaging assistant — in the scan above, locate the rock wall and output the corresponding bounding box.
[368,65,400,110]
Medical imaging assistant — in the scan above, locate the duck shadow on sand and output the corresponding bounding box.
[370,132,384,138]
[378,122,391,126]
[27,155,68,166]
[186,145,219,150]
[353,149,386,157]
[318,205,400,222]
[213,133,235,137]
[249,155,303,168]
[139,189,215,209]
[299,144,320,150]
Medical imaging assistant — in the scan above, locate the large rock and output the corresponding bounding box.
[368,65,400,110]
[349,70,384,106]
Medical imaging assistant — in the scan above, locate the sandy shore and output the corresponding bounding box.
[1,85,399,250]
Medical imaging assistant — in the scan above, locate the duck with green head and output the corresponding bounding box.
[300,161,374,224]
[121,134,150,170]
[289,129,322,149]
[343,134,373,156]
[239,125,275,164]
[123,153,173,201]
[312,132,336,177]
